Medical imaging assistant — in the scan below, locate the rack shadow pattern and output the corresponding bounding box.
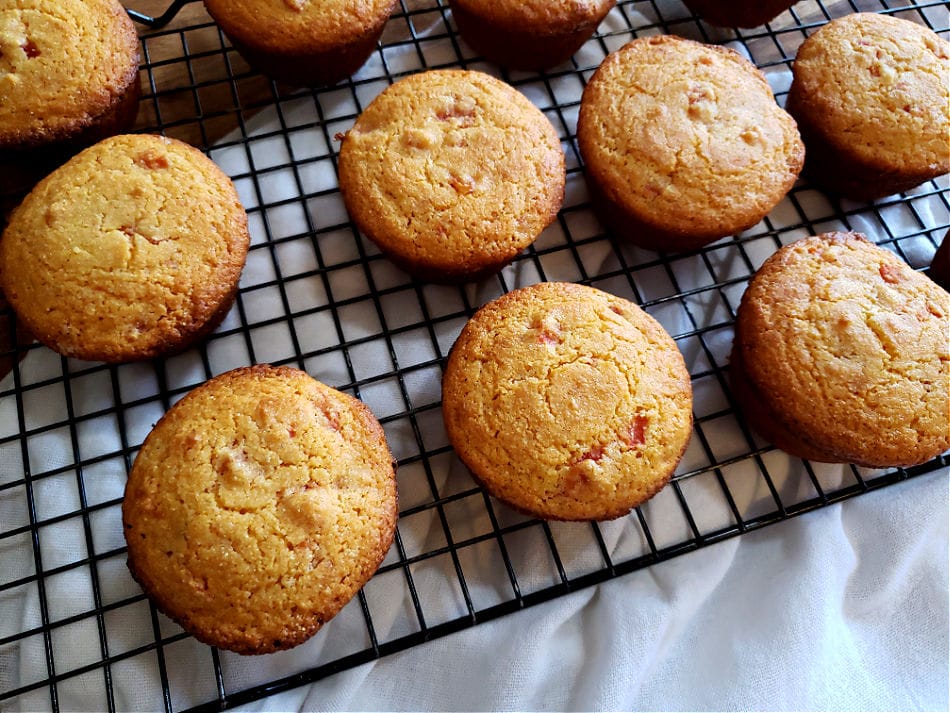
[1,0,948,710]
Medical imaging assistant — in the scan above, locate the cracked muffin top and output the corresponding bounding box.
[577,34,803,248]
[734,232,950,467]
[338,69,565,282]
[0,0,140,149]
[785,12,949,199]
[0,134,249,362]
[442,281,693,521]
[123,365,398,654]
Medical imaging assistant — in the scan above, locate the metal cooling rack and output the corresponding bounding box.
[1,0,948,710]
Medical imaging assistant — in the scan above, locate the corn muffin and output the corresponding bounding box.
[203,0,398,86]
[731,232,950,467]
[0,0,140,196]
[123,365,398,655]
[0,134,249,363]
[338,69,565,283]
[577,35,803,252]
[442,282,694,521]
[786,13,950,200]
[449,0,616,70]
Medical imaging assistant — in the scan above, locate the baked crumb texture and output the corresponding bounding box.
[0,0,141,196]
[577,35,804,252]
[202,0,398,86]
[338,69,565,283]
[786,13,950,201]
[442,282,693,521]
[0,0,139,148]
[0,134,250,363]
[732,232,950,468]
[122,365,398,655]
[448,0,616,70]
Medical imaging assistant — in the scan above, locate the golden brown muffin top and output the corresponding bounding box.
[442,282,693,521]
[123,365,398,654]
[203,0,397,55]
[0,134,249,363]
[577,35,803,241]
[736,232,950,468]
[790,13,949,177]
[338,69,564,281]
[450,0,615,30]
[0,0,139,149]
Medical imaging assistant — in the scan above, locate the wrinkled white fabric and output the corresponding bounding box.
[236,472,949,712]
[2,1,949,711]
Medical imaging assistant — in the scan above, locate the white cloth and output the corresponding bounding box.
[1,1,949,711]
[235,471,949,713]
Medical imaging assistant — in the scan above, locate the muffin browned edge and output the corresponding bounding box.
[728,329,840,465]
[0,136,250,364]
[577,36,803,252]
[449,0,617,70]
[786,86,947,201]
[336,72,565,284]
[441,283,692,521]
[122,364,399,655]
[0,64,141,202]
[785,23,950,201]
[0,2,141,153]
[205,0,397,87]
[729,232,950,468]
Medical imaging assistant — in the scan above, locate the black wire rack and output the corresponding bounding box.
[1,0,948,710]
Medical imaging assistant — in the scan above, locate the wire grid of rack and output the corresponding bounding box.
[1,0,948,710]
